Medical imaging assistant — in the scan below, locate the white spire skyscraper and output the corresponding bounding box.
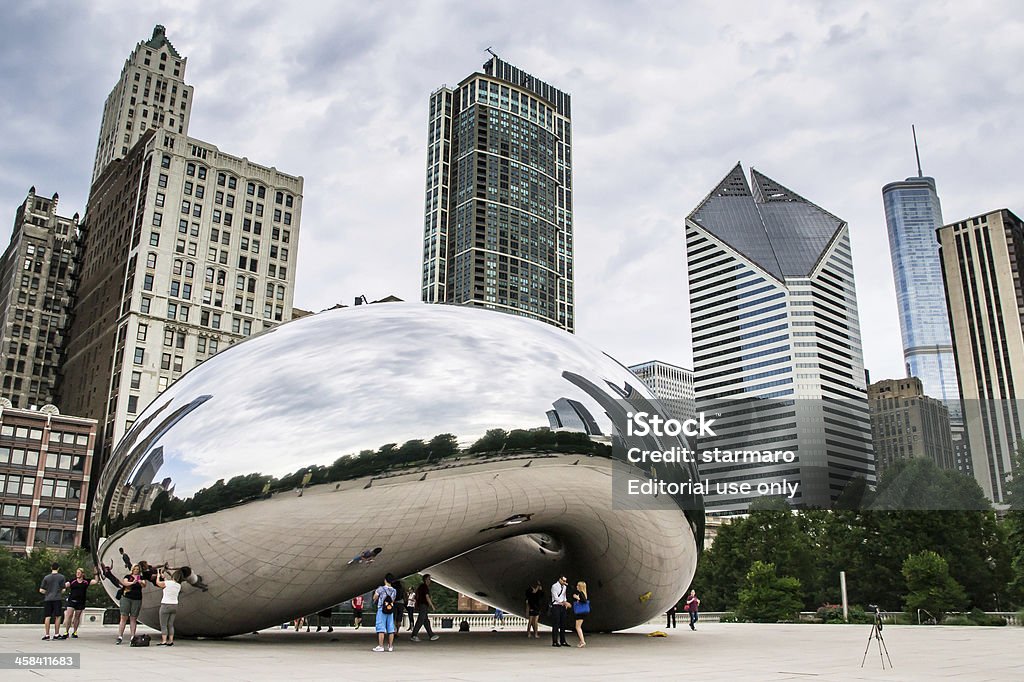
[882,128,960,416]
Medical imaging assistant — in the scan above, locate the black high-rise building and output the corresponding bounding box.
[421,54,574,332]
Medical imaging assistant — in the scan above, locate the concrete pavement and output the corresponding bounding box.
[1,622,1020,680]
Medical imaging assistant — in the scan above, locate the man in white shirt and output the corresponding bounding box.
[550,575,570,647]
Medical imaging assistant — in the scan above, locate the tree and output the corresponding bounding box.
[736,561,803,622]
[870,458,989,511]
[469,429,507,453]
[427,433,459,459]
[902,550,966,622]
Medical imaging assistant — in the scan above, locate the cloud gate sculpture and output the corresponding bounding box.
[91,304,703,636]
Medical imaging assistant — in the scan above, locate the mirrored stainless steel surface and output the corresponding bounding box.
[91,303,702,636]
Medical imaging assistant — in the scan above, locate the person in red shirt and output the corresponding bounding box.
[351,594,364,629]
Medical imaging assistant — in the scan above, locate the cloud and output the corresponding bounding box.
[1,0,1023,385]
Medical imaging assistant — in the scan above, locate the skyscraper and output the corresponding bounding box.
[0,188,81,408]
[91,25,193,184]
[61,27,302,466]
[867,377,955,474]
[882,131,960,413]
[686,164,875,512]
[938,209,1024,503]
[421,54,574,332]
[628,360,695,423]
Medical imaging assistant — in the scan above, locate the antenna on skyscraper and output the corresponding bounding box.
[485,47,498,59]
[912,125,923,178]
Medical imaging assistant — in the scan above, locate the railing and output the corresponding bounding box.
[0,606,116,625]
[648,611,1022,626]
[3,607,1018,628]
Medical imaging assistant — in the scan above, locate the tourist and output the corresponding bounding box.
[686,589,700,630]
[666,601,678,628]
[352,594,365,629]
[572,581,590,648]
[59,568,99,639]
[393,579,407,633]
[493,607,505,629]
[405,586,417,630]
[116,564,145,644]
[410,574,439,642]
[316,606,334,632]
[119,547,132,570]
[154,567,182,646]
[371,573,398,652]
[549,575,570,647]
[39,562,66,641]
[525,580,544,638]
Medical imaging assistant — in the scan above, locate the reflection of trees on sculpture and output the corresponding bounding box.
[106,427,612,533]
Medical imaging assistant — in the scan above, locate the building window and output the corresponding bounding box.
[137,323,148,341]
[130,371,142,389]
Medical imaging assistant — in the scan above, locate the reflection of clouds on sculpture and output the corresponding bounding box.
[92,303,703,636]
[120,304,641,498]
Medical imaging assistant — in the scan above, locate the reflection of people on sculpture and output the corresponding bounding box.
[162,564,209,592]
[138,560,159,585]
[347,547,382,565]
[119,547,132,569]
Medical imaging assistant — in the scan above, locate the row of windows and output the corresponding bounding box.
[0,474,82,499]
[0,448,84,471]
[0,505,78,523]
[0,526,77,548]
[0,425,43,440]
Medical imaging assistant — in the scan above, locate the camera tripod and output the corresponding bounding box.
[860,611,893,669]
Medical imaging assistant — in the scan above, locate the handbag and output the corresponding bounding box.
[573,599,590,615]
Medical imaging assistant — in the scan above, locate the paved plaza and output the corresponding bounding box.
[0,622,1020,680]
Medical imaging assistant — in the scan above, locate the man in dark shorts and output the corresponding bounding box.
[39,562,66,641]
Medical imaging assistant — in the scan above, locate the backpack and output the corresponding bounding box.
[130,634,151,647]
[382,594,394,614]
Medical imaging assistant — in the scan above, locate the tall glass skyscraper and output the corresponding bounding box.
[421,54,574,332]
[882,154,960,414]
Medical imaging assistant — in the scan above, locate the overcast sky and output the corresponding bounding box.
[2,1,1022,381]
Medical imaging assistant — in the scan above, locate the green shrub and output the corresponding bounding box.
[902,550,967,623]
[942,616,973,626]
[816,604,844,623]
[719,612,738,623]
[737,561,803,623]
[966,608,1006,626]
[847,607,876,624]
